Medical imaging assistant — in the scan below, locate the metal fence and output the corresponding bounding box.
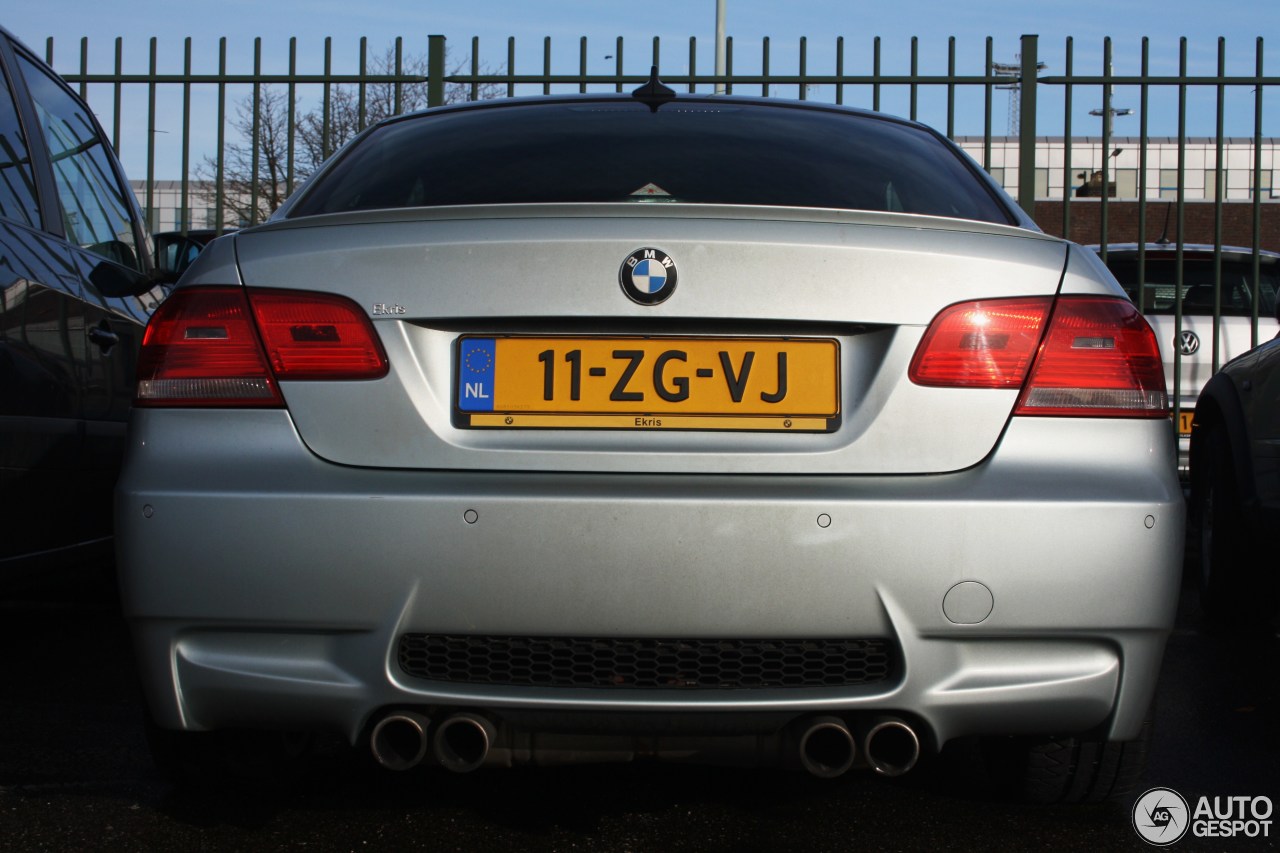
[46,31,1280,366]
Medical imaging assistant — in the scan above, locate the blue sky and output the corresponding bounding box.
[8,1,1279,177]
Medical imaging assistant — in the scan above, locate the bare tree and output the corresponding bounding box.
[196,86,293,227]
[198,46,501,226]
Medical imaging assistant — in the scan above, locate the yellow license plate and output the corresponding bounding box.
[1178,411,1194,435]
[456,336,840,431]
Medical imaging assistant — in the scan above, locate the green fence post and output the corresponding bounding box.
[428,34,446,107]
[1018,34,1039,217]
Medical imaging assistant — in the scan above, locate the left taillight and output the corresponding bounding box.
[136,287,387,407]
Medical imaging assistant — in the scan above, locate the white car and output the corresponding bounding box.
[1095,243,1280,474]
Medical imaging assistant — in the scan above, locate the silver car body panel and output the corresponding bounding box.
[184,207,1126,476]
[118,407,1181,747]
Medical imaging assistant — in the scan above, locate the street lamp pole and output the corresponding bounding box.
[714,0,726,94]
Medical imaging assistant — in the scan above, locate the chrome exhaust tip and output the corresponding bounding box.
[370,711,431,771]
[432,713,496,773]
[797,716,857,779]
[863,718,920,777]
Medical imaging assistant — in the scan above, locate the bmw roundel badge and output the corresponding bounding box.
[620,247,678,305]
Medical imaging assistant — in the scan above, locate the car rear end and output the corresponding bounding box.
[117,96,1183,791]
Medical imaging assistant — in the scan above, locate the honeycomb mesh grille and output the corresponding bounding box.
[397,635,895,689]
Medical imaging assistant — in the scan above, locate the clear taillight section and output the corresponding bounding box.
[1014,297,1167,417]
[911,295,1168,418]
[136,287,388,407]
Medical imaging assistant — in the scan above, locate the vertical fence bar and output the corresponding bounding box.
[615,37,624,94]
[946,37,955,140]
[1252,38,1265,348]
[45,37,53,65]
[835,37,844,105]
[1212,38,1226,371]
[909,37,918,121]
[983,38,992,174]
[393,37,404,114]
[1100,37,1112,260]
[1017,35,1039,216]
[215,38,226,232]
[509,38,518,98]
[1062,38,1073,240]
[652,35,660,72]
[428,34,446,107]
[579,37,588,94]
[357,37,366,129]
[322,37,332,158]
[799,37,807,100]
[78,38,88,100]
[287,38,297,197]
[543,37,552,95]
[688,37,697,93]
[1138,38,1149,301]
[872,37,881,113]
[181,38,191,233]
[725,36,733,95]
[112,38,123,154]
[472,36,481,102]
[761,37,770,97]
[250,38,261,226]
[146,38,156,232]
[1173,38,1188,432]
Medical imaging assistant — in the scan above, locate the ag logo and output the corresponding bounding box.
[1133,787,1190,846]
[620,247,677,305]
[1178,330,1200,356]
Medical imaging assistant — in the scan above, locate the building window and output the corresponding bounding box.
[1114,169,1138,199]
[1158,169,1181,200]
[987,167,1006,190]
[1035,168,1049,199]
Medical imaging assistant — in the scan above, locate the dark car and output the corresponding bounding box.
[0,27,168,582]
[153,228,230,276]
[1189,295,1280,627]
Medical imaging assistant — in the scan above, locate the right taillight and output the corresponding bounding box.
[911,295,1168,418]
[1014,296,1168,418]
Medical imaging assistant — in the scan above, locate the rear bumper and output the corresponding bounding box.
[117,410,1183,747]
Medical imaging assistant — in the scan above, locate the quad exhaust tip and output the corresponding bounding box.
[370,711,431,771]
[797,716,858,778]
[863,718,921,777]
[432,713,496,773]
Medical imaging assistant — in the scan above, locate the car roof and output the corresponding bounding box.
[1090,242,1280,261]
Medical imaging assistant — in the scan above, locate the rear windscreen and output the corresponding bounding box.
[290,101,1013,224]
[1108,256,1279,318]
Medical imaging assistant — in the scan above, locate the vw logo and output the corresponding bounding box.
[620,248,678,305]
[1178,330,1201,356]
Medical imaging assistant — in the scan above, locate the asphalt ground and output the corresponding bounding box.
[1,532,1276,852]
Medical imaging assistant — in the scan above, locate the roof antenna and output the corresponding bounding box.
[631,66,676,112]
[1155,202,1173,246]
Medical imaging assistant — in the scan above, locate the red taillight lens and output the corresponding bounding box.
[1015,297,1167,417]
[136,287,387,407]
[910,295,1168,418]
[247,291,389,380]
[909,298,1053,388]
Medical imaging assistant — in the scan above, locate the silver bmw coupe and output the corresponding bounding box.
[117,77,1183,801]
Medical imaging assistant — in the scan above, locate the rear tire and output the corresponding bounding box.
[144,715,313,790]
[984,719,1151,803]
[1193,423,1274,627]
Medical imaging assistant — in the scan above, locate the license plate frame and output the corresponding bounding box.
[454,335,840,432]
